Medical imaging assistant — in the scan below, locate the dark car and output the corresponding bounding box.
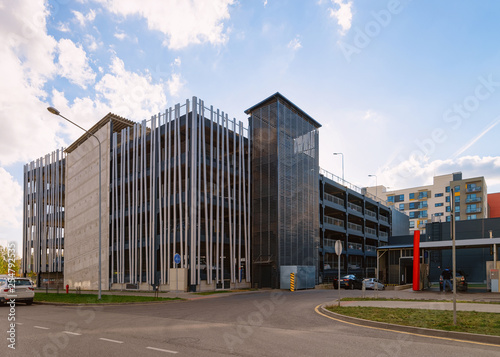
[439,270,468,292]
[338,274,364,290]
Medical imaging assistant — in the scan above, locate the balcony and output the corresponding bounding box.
[347,242,363,254]
[348,202,362,214]
[324,192,345,207]
[323,238,344,253]
[466,207,482,214]
[466,186,482,193]
[365,227,377,236]
[347,222,363,232]
[365,209,377,220]
[324,216,345,229]
[379,231,389,238]
[365,244,377,256]
[379,215,389,225]
[465,197,481,203]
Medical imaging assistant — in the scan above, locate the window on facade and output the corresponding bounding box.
[455,206,460,212]
[435,193,443,197]
[399,203,404,210]
[435,203,443,207]
[409,193,415,200]
[455,216,460,221]
[446,196,450,202]
[409,212,416,218]
[394,194,404,202]
[409,221,415,228]
[467,214,477,220]
[454,196,460,203]
[387,196,394,203]
[446,186,450,192]
[435,212,444,217]
[454,185,460,192]
[467,183,477,190]
[409,202,416,209]
[446,216,451,222]
[421,210,428,218]
[446,206,451,212]
[418,191,428,199]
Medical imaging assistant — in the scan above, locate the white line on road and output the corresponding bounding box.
[34,326,50,330]
[62,331,82,336]
[146,346,178,354]
[99,338,124,344]
[16,323,23,325]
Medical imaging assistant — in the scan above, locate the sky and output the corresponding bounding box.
[1,0,500,254]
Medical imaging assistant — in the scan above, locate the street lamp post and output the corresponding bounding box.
[47,107,102,300]
[333,153,344,183]
[368,174,378,199]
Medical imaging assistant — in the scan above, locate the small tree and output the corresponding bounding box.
[0,245,21,276]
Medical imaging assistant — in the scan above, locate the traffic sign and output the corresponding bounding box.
[174,253,181,265]
[335,240,343,255]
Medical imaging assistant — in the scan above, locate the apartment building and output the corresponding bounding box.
[365,172,488,234]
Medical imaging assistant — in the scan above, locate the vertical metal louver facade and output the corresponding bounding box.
[109,97,251,288]
[247,93,320,288]
[22,149,66,276]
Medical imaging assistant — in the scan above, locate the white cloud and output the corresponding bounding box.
[263,0,268,7]
[0,168,22,228]
[0,0,63,166]
[114,32,126,40]
[51,55,169,134]
[57,38,96,88]
[72,9,96,27]
[57,22,70,32]
[172,57,181,67]
[84,34,101,51]
[328,0,352,36]
[288,36,302,51]
[94,0,234,49]
[378,155,500,192]
[167,73,184,97]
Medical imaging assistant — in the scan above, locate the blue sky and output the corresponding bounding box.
[1,0,500,252]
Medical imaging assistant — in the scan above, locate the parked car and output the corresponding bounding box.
[0,277,35,305]
[439,270,468,292]
[362,278,385,290]
[340,274,364,289]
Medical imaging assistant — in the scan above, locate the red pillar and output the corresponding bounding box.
[413,230,420,291]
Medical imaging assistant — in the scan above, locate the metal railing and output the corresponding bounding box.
[365,209,376,218]
[347,242,363,251]
[324,216,345,228]
[324,238,344,249]
[379,231,389,238]
[365,227,377,236]
[466,207,482,213]
[324,192,344,206]
[319,167,388,205]
[379,215,389,223]
[466,186,481,192]
[366,245,377,253]
[347,222,363,232]
[348,202,362,213]
[465,197,481,203]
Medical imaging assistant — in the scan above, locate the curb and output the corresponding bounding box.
[33,299,185,307]
[320,303,500,346]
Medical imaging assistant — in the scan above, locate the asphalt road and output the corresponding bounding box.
[1,289,500,356]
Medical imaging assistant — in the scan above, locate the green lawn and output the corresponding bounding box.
[341,297,500,304]
[34,292,183,304]
[326,305,500,336]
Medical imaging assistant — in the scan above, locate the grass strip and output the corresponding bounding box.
[326,305,500,336]
[34,292,183,304]
[341,298,500,304]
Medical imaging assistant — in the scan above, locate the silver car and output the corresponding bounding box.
[0,277,35,305]
[362,278,385,290]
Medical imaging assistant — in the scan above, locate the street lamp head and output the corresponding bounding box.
[368,174,376,177]
[47,107,60,116]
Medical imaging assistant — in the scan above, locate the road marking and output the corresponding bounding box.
[314,304,500,348]
[99,338,124,344]
[146,346,178,354]
[16,323,23,325]
[62,331,82,336]
[34,326,50,330]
